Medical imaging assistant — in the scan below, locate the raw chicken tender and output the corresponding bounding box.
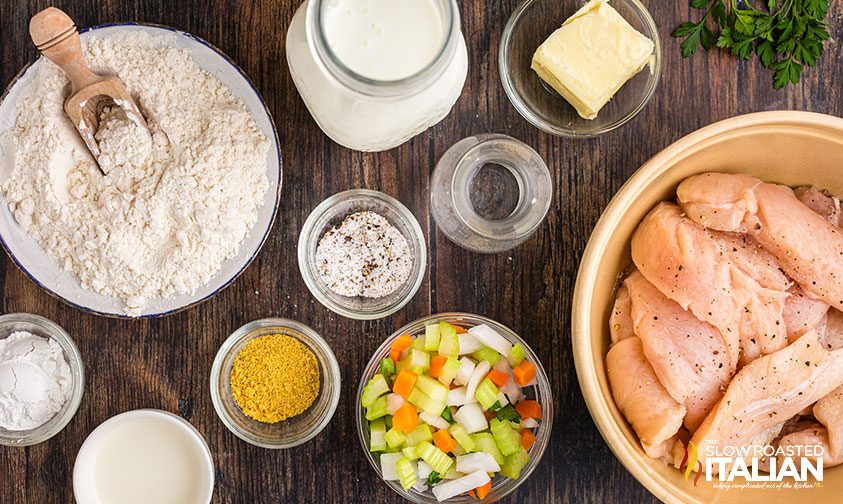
[631,202,787,369]
[624,270,730,430]
[606,336,685,458]
[678,173,843,311]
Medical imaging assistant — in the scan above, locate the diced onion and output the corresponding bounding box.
[455,357,476,386]
[420,411,450,430]
[501,380,523,404]
[468,324,512,357]
[453,402,488,434]
[493,359,512,375]
[431,470,491,502]
[457,332,483,354]
[418,461,433,480]
[465,360,491,400]
[522,418,539,429]
[456,452,501,474]
[386,393,405,415]
[446,387,467,406]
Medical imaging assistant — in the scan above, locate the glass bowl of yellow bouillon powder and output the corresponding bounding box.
[210,318,341,448]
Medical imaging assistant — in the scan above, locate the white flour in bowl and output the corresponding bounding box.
[0,33,270,316]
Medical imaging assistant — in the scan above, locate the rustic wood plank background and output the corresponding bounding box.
[0,0,841,502]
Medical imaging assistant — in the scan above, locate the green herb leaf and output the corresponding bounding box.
[673,0,829,89]
[379,358,395,380]
[496,404,522,423]
[441,406,454,424]
[489,400,503,412]
[756,39,777,67]
[426,471,443,486]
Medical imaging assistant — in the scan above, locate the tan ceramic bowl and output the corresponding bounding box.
[572,111,843,503]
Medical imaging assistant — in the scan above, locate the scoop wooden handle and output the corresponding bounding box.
[29,7,100,92]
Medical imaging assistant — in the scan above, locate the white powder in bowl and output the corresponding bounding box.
[0,33,270,315]
[0,331,72,431]
[315,211,413,298]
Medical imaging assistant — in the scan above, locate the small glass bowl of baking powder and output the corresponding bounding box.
[0,313,84,447]
[298,189,427,320]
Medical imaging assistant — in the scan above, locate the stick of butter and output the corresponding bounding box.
[531,0,654,120]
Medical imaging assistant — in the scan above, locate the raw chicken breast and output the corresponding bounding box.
[610,284,634,344]
[773,420,843,469]
[606,336,686,458]
[795,185,840,226]
[631,202,787,369]
[783,287,829,343]
[825,309,843,351]
[677,173,843,311]
[690,331,843,473]
[624,270,730,430]
[814,385,843,464]
[713,231,790,292]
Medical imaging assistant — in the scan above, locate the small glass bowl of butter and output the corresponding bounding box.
[500,0,661,137]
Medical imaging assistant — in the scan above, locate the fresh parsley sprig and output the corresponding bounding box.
[672,0,831,89]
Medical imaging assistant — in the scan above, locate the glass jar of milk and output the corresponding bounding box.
[286,0,468,152]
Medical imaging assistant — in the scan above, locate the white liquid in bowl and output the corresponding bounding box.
[321,0,444,80]
[74,410,214,504]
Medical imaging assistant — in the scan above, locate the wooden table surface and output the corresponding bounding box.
[0,0,841,502]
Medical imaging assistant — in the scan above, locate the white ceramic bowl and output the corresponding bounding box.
[73,409,215,504]
[0,23,282,318]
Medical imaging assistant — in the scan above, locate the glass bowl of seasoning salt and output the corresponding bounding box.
[210,318,341,448]
[298,189,427,320]
[0,313,84,447]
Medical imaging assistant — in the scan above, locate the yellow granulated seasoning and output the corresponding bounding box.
[230,334,320,423]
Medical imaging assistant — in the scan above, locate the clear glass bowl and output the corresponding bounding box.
[210,318,341,449]
[298,189,427,320]
[355,313,553,503]
[0,313,84,446]
[500,0,661,137]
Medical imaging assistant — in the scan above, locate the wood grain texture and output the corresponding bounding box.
[0,0,841,502]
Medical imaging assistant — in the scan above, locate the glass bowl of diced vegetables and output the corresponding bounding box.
[356,313,552,503]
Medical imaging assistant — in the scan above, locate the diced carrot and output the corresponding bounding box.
[392,369,418,398]
[487,369,509,388]
[468,480,491,499]
[429,355,449,378]
[521,428,536,451]
[389,348,402,363]
[392,402,419,433]
[453,325,468,334]
[512,360,536,386]
[392,334,413,351]
[515,400,542,420]
[432,429,457,453]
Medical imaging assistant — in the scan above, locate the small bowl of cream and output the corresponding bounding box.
[0,313,84,447]
[73,409,214,504]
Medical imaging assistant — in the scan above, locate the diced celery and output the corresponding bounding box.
[471,346,501,366]
[470,432,505,465]
[379,358,396,380]
[402,445,420,460]
[438,322,459,357]
[436,356,461,386]
[500,448,530,479]
[416,441,454,475]
[385,427,406,449]
[490,418,521,456]
[475,378,501,410]
[369,418,387,452]
[383,444,402,453]
[405,423,433,446]
[507,343,527,368]
[396,457,417,490]
[411,336,426,350]
[424,324,441,352]
[396,356,410,372]
[409,349,431,373]
[408,388,446,415]
[361,374,390,408]
[415,375,449,403]
[366,395,389,421]
[448,423,476,452]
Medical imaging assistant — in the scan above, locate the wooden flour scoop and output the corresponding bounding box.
[29,7,149,175]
